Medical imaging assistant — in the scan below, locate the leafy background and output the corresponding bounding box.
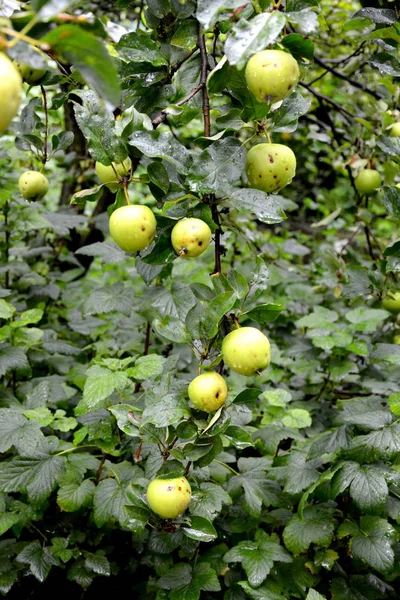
[0,0,400,599]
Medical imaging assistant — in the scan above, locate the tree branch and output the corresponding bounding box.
[312,54,383,100]
[300,82,356,120]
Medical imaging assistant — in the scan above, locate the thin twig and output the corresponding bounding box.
[300,82,356,120]
[198,31,210,136]
[134,322,151,393]
[41,85,48,167]
[312,55,383,100]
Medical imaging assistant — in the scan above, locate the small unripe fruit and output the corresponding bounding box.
[109,204,156,253]
[188,372,228,412]
[18,171,49,201]
[246,143,296,193]
[245,49,300,104]
[171,218,212,258]
[146,477,192,519]
[0,53,22,133]
[222,327,271,376]
[354,169,382,195]
[390,123,400,137]
[95,158,132,192]
[14,61,47,85]
[382,291,400,313]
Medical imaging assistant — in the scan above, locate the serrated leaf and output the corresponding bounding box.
[76,365,132,415]
[272,92,312,132]
[0,453,65,502]
[84,552,111,576]
[0,299,15,319]
[334,463,388,512]
[0,409,43,454]
[84,282,133,316]
[158,562,220,599]
[229,189,286,224]
[76,241,126,264]
[93,478,130,527]
[16,541,58,582]
[282,409,312,429]
[57,480,96,512]
[240,303,283,324]
[129,131,191,174]
[189,482,232,521]
[127,354,166,381]
[117,30,168,66]
[283,505,336,555]
[351,517,395,573]
[0,345,29,377]
[224,530,292,587]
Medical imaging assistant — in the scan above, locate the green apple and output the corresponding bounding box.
[354,169,381,195]
[0,53,22,133]
[245,49,300,104]
[14,61,47,85]
[146,476,192,519]
[171,218,212,258]
[109,204,156,252]
[95,158,132,192]
[390,123,400,137]
[222,326,271,376]
[393,334,400,345]
[188,372,228,412]
[18,171,49,200]
[382,291,400,313]
[246,143,296,193]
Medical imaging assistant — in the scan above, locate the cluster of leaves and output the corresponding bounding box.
[0,0,400,599]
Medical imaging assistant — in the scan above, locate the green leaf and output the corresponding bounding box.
[57,480,96,512]
[182,516,218,542]
[382,187,400,216]
[93,478,130,527]
[351,517,395,573]
[369,52,400,77]
[73,91,127,164]
[0,299,15,319]
[158,562,220,600]
[282,409,312,429]
[51,538,73,563]
[75,241,126,264]
[388,393,400,416]
[333,463,388,512]
[306,591,327,600]
[84,282,133,316]
[127,354,166,381]
[225,12,286,69]
[129,131,191,174]
[283,505,336,555]
[229,189,286,224]
[16,541,59,582]
[0,511,19,536]
[84,552,111,576]
[32,0,73,18]
[0,345,29,377]
[196,0,245,29]
[224,530,292,587]
[281,33,314,61]
[117,30,168,66]
[240,303,284,324]
[345,308,389,332]
[199,291,237,338]
[227,457,279,516]
[0,409,43,454]
[187,138,246,195]
[142,392,190,428]
[76,365,132,415]
[224,425,254,449]
[272,92,312,132]
[308,426,351,459]
[42,26,120,106]
[284,452,321,494]
[189,482,232,520]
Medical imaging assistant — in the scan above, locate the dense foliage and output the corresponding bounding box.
[0,0,400,598]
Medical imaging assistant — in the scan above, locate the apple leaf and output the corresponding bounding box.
[382,185,400,217]
[225,12,286,69]
[229,189,286,224]
[240,303,284,325]
[190,482,232,521]
[182,516,218,542]
[129,131,191,174]
[93,478,130,527]
[42,26,120,107]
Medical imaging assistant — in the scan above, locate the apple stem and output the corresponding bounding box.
[266,131,272,143]
[123,185,131,205]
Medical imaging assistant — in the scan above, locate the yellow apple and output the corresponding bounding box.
[222,326,271,376]
[188,372,228,412]
[0,53,22,133]
[109,204,156,252]
[171,218,212,258]
[146,476,192,519]
[245,49,300,104]
[18,171,49,201]
[382,291,400,313]
[14,61,47,85]
[246,143,296,193]
[390,123,400,137]
[354,169,381,195]
[95,158,132,192]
